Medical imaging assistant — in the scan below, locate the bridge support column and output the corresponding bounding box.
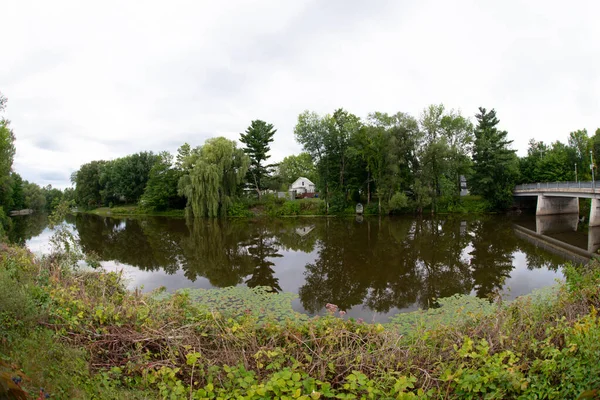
[589,226,600,253]
[536,195,579,216]
[590,198,600,227]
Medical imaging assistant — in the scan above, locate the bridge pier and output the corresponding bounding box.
[589,198,600,227]
[536,195,579,216]
[589,226,600,253]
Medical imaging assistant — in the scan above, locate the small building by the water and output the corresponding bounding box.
[289,177,316,195]
[460,175,469,196]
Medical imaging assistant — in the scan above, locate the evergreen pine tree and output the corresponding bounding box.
[239,120,276,199]
[470,107,519,210]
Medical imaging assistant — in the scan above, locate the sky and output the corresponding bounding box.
[1,0,599,189]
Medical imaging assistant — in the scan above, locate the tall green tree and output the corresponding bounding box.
[239,120,276,199]
[0,92,16,213]
[518,139,548,183]
[413,105,472,212]
[591,128,600,174]
[140,151,185,211]
[99,152,159,205]
[568,129,591,181]
[359,112,422,213]
[294,111,332,205]
[295,109,361,212]
[470,107,519,210]
[72,160,106,209]
[536,141,576,182]
[275,152,317,188]
[22,181,46,211]
[178,137,250,218]
[42,185,63,212]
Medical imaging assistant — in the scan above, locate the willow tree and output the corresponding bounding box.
[178,137,249,218]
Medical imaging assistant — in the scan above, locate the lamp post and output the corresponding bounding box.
[575,163,578,183]
[591,151,596,194]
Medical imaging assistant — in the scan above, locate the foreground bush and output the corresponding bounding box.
[2,236,600,398]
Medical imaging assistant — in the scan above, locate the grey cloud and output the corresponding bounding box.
[39,171,68,182]
[33,137,64,151]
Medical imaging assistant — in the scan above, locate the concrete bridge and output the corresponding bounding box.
[514,181,600,226]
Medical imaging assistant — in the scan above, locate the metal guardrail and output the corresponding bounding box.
[514,181,600,191]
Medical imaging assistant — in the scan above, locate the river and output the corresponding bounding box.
[9,213,579,322]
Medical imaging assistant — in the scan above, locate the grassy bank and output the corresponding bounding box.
[81,195,490,219]
[80,205,185,218]
[3,218,600,398]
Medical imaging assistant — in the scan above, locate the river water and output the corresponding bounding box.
[10,213,582,322]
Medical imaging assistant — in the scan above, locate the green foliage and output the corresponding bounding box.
[437,195,490,213]
[227,202,254,217]
[470,107,519,210]
[172,286,304,322]
[390,294,497,335]
[387,191,409,213]
[42,184,63,212]
[0,92,15,193]
[140,151,185,211]
[0,207,10,239]
[294,109,361,211]
[275,152,317,187]
[100,151,160,205]
[179,137,250,218]
[72,159,106,209]
[240,120,277,198]
[21,180,46,211]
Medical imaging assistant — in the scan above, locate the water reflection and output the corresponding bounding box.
[8,213,48,246]
[13,214,570,319]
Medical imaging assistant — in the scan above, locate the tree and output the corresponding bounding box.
[294,111,331,205]
[140,151,185,211]
[470,107,519,210]
[22,181,46,210]
[239,120,276,199]
[42,184,63,212]
[0,92,16,203]
[99,152,159,205]
[536,141,575,182]
[178,137,249,218]
[72,160,106,208]
[518,139,548,183]
[275,152,317,187]
[591,129,600,173]
[294,109,361,212]
[360,112,422,213]
[568,129,591,181]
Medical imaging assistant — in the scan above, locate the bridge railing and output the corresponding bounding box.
[515,181,600,191]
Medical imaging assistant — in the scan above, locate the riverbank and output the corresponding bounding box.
[81,195,490,219]
[2,234,600,398]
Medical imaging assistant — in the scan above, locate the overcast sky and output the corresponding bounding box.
[1,0,599,188]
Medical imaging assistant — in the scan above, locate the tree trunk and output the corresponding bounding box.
[367,174,371,205]
[252,173,261,200]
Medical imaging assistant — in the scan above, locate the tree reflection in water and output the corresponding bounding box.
[19,213,566,316]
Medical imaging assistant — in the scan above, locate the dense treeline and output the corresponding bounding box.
[3,86,600,225]
[517,128,600,183]
[70,104,529,216]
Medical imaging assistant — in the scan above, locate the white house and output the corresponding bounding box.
[289,177,316,194]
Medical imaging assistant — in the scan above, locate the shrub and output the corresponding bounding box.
[227,202,254,217]
[0,206,10,239]
[387,192,409,214]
